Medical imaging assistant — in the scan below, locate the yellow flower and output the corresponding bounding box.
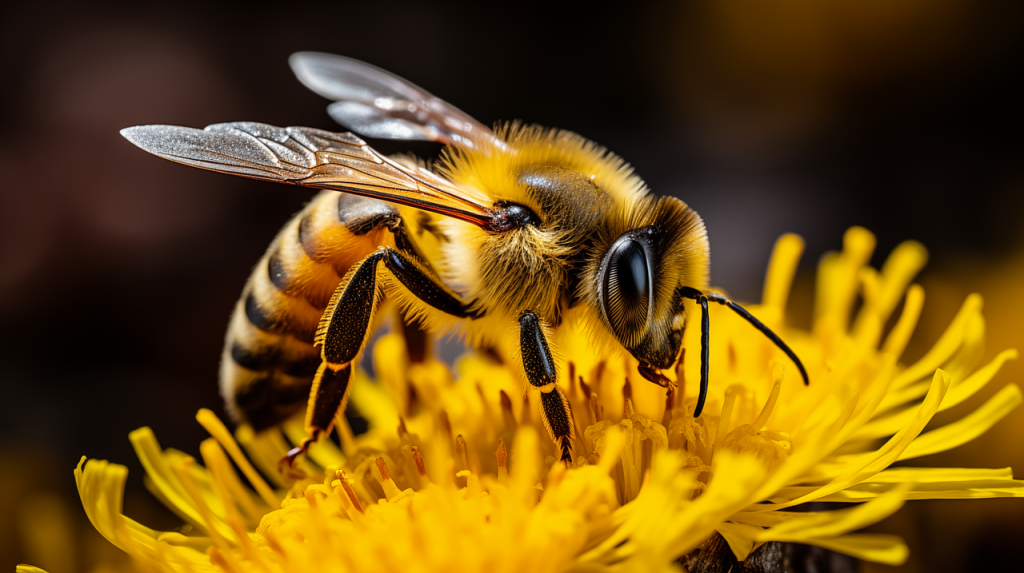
[71,227,1023,572]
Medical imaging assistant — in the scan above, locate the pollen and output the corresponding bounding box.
[67,228,1024,573]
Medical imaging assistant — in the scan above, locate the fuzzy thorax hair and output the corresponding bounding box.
[435,123,709,355]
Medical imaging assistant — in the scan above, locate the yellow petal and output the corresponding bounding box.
[852,240,928,347]
[900,383,1023,461]
[893,294,982,389]
[199,438,265,535]
[196,409,280,508]
[715,521,763,561]
[867,466,1014,482]
[127,428,211,533]
[75,457,209,566]
[170,455,238,547]
[939,349,1018,412]
[881,283,925,358]
[821,480,1024,501]
[758,482,910,540]
[815,226,875,329]
[233,424,290,488]
[762,233,804,314]
[798,534,908,566]
[770,370,949,508]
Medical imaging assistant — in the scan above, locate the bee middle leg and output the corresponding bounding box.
[282,246,471,466]
[519,311,575,463]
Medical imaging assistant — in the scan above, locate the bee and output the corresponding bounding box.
[122,52,808,465]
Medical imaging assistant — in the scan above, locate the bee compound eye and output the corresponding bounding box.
[602,237,651,343]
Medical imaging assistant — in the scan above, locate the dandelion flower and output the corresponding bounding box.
[71,227,1023,572]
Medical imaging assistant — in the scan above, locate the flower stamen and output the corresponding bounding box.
[496,439,509,480]
[455,434,470,473]
[499,390,517,432]
[172,456,234,549]
[411,446,429,479]
[334,469,363,513]
[375,457,405,501]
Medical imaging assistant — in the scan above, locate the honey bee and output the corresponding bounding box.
[122,52,808,465]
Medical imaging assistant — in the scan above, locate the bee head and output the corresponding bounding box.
[594,196,709,371]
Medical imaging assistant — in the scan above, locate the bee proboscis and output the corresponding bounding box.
[122,52,808,465]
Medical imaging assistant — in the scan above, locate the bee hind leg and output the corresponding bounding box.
[283,246,472,467]
[278,248,389,468]
[279,363,352,469]
[518,311,575,464]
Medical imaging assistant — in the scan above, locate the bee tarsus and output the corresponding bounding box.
[279,427,322,469]
[541,389,575,464]
[519,310,576,463]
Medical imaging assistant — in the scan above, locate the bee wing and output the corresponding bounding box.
[121,122,495,227]
[289,52,505,151]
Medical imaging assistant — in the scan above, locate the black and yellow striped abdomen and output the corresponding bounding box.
[220,190,399,430]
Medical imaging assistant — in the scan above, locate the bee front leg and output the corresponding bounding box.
[518,311,575,463]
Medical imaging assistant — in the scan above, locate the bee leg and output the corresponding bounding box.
[380,247,474,318]
[518,311,575,463]
[279,363,352,468]
[283,247,473,467]
[278,250,389,467]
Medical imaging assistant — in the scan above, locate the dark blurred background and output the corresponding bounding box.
[2,1,1022,572]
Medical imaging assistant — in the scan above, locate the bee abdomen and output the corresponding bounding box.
[222,190,399,430]
[221,294,321,430]
[230,342,321,378]
[265,192,398,310]
[224,368,313,432]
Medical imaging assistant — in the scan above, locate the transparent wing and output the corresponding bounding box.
[121,122,495,227]
[289,52,505,151]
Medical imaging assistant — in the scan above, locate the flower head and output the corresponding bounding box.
[73,228,1023,572]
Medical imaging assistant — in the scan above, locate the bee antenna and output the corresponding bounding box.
[679,287,810,419]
